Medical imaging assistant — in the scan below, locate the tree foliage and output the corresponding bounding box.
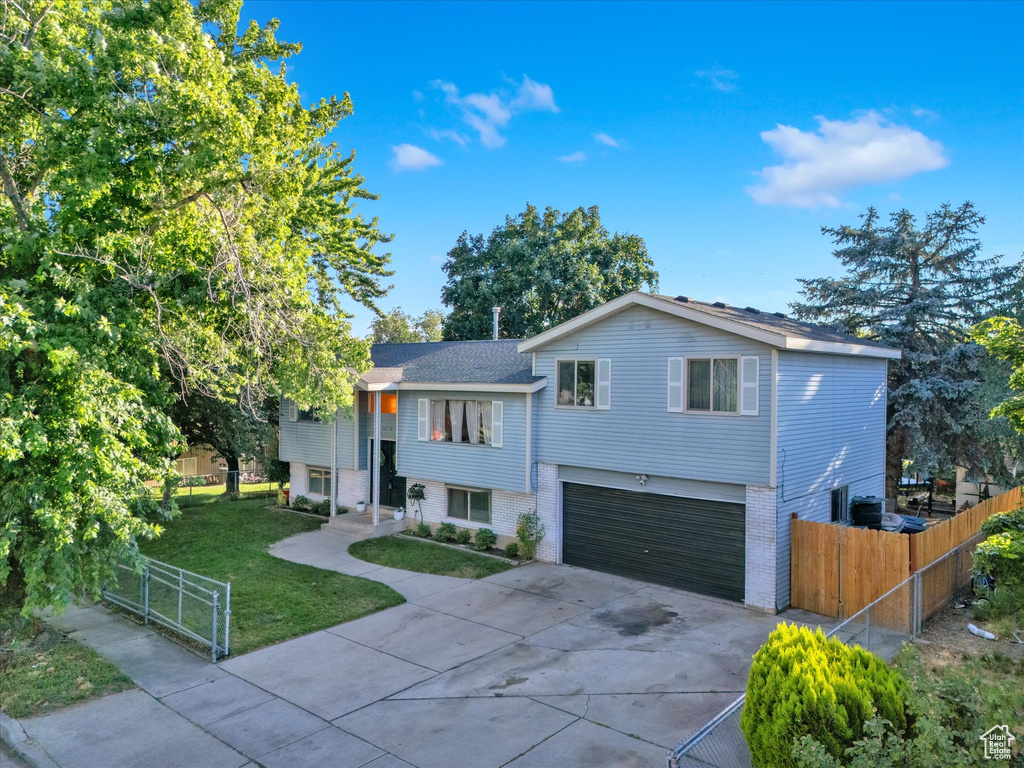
[370,307,445,344]
[0,0,390,612]
[441,204,658,340]
[973,316,1024,434]
[792,204,1021,493]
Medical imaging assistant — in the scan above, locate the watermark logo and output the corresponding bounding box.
[980,725,1015,760]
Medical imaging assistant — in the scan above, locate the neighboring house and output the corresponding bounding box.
[955,459,1021,510]
[279,292,899,613]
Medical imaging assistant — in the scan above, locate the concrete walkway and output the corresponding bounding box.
[19,531,819,768]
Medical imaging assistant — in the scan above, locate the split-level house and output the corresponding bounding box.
[279,292,900,613]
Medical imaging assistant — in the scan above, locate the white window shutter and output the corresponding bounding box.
[667,358,683,412]
[417,398,429,441]
[491,401,503,448]
[741,356,759,416]
[596,359,611,410]
[288,400,298,422]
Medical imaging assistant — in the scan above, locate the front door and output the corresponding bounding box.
[369,440,406,507]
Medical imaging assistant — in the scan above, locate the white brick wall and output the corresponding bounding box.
[403,476,550,559]
[745,484,778,613]
[335,469,368,510]
[288,461,367,511]
[535,462,560,563]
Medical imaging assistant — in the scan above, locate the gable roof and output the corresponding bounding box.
[359,340,543,391]
[517,292,901,359]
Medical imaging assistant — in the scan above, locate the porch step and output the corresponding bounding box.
[321,513,405,540]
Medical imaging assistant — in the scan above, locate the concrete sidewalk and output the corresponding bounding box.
[14,532,812,768]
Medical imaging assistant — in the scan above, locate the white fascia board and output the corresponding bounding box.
[396,378,547,394]
[517,292,788,352]
[783,338,902,359]
[364,382,400,391]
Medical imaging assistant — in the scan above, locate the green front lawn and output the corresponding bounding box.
[349,536,513,579]
[141,499,403,654]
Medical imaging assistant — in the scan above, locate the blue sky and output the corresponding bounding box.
[249,0,1024,335]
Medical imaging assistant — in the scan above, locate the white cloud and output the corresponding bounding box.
[696,66,739,92]
[889,192,903,202]
[911,106,939,120]
[428,128,470,147]
[431,75,558,149]
[510,75,559,113]
[390,144,442,172]
[746,111,949,208]
[559,151,587,163]
[594,132,620,148]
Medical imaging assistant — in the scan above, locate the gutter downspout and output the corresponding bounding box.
[492,306,501,340]
[373,390,381,527]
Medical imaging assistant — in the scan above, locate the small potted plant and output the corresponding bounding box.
[394,506,405,521]
[356,499,366,513]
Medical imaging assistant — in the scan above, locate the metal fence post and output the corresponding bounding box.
[865,605,870,652]
[211,590,219,664]
[143,564,150,625]
[913,572,921,638]
[177,569,183,626]
[224,582,231,658]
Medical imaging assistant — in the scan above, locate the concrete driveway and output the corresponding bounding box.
[23,533,814,768]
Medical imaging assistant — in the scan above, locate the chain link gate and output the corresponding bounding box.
[102,556,231,662]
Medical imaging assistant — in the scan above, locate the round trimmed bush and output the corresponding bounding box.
[455,529,472,546]
[434,522,457,543]
[741,623,910,768]
[473,528,497,552]
[505,542,520,558]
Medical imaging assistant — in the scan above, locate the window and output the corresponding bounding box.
[175,457,197,477]
[418,399,502,447]
[556,359,611,409]
[307,467,332,496]
[297,408,321,423]
[830,486,849,523]
[670,356,759,415]
[447,487,491,523]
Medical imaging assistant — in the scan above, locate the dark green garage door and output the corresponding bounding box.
[562,482,746,601]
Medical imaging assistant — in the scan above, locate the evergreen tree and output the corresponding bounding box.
[792,203,1021,494]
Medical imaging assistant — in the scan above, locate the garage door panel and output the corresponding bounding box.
[562,482,745,601]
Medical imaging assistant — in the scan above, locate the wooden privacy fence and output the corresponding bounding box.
[791,485,1023,619]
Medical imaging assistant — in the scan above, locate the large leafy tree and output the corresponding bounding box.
[370,307,445,344]
[792,203,1021,495]
[973,317,1024,434]
[0,0,391,612]
[441,204,658,340]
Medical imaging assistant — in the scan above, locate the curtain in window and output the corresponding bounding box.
[713,359,738,412]
[449,400,465,443]
[465,400,480,444]
[431,399,446,441]
[688,360,711,410]
[480,401,493,445]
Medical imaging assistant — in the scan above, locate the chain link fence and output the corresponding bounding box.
[667,533,986,768]
[162,470,282,507]
[102,556,231,662]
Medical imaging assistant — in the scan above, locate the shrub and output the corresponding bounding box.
[311,500,331,517]
[292,495,311,511]
[516,509,545,560]
[473,528,497,552]
[973,531,1024,593]
[741,623,910,768]
[455,529,472,545]
[980,507,1024,537]
[505,542,520,558]
[435,522,458,542]
[415,522,432,538]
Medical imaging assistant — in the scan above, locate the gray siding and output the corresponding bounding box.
[278,398,356,469]
[358,391,368,471]
[396,390,528,493]
[533,304,773,486]
[558,466,746,504]
[775,352,888,608]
